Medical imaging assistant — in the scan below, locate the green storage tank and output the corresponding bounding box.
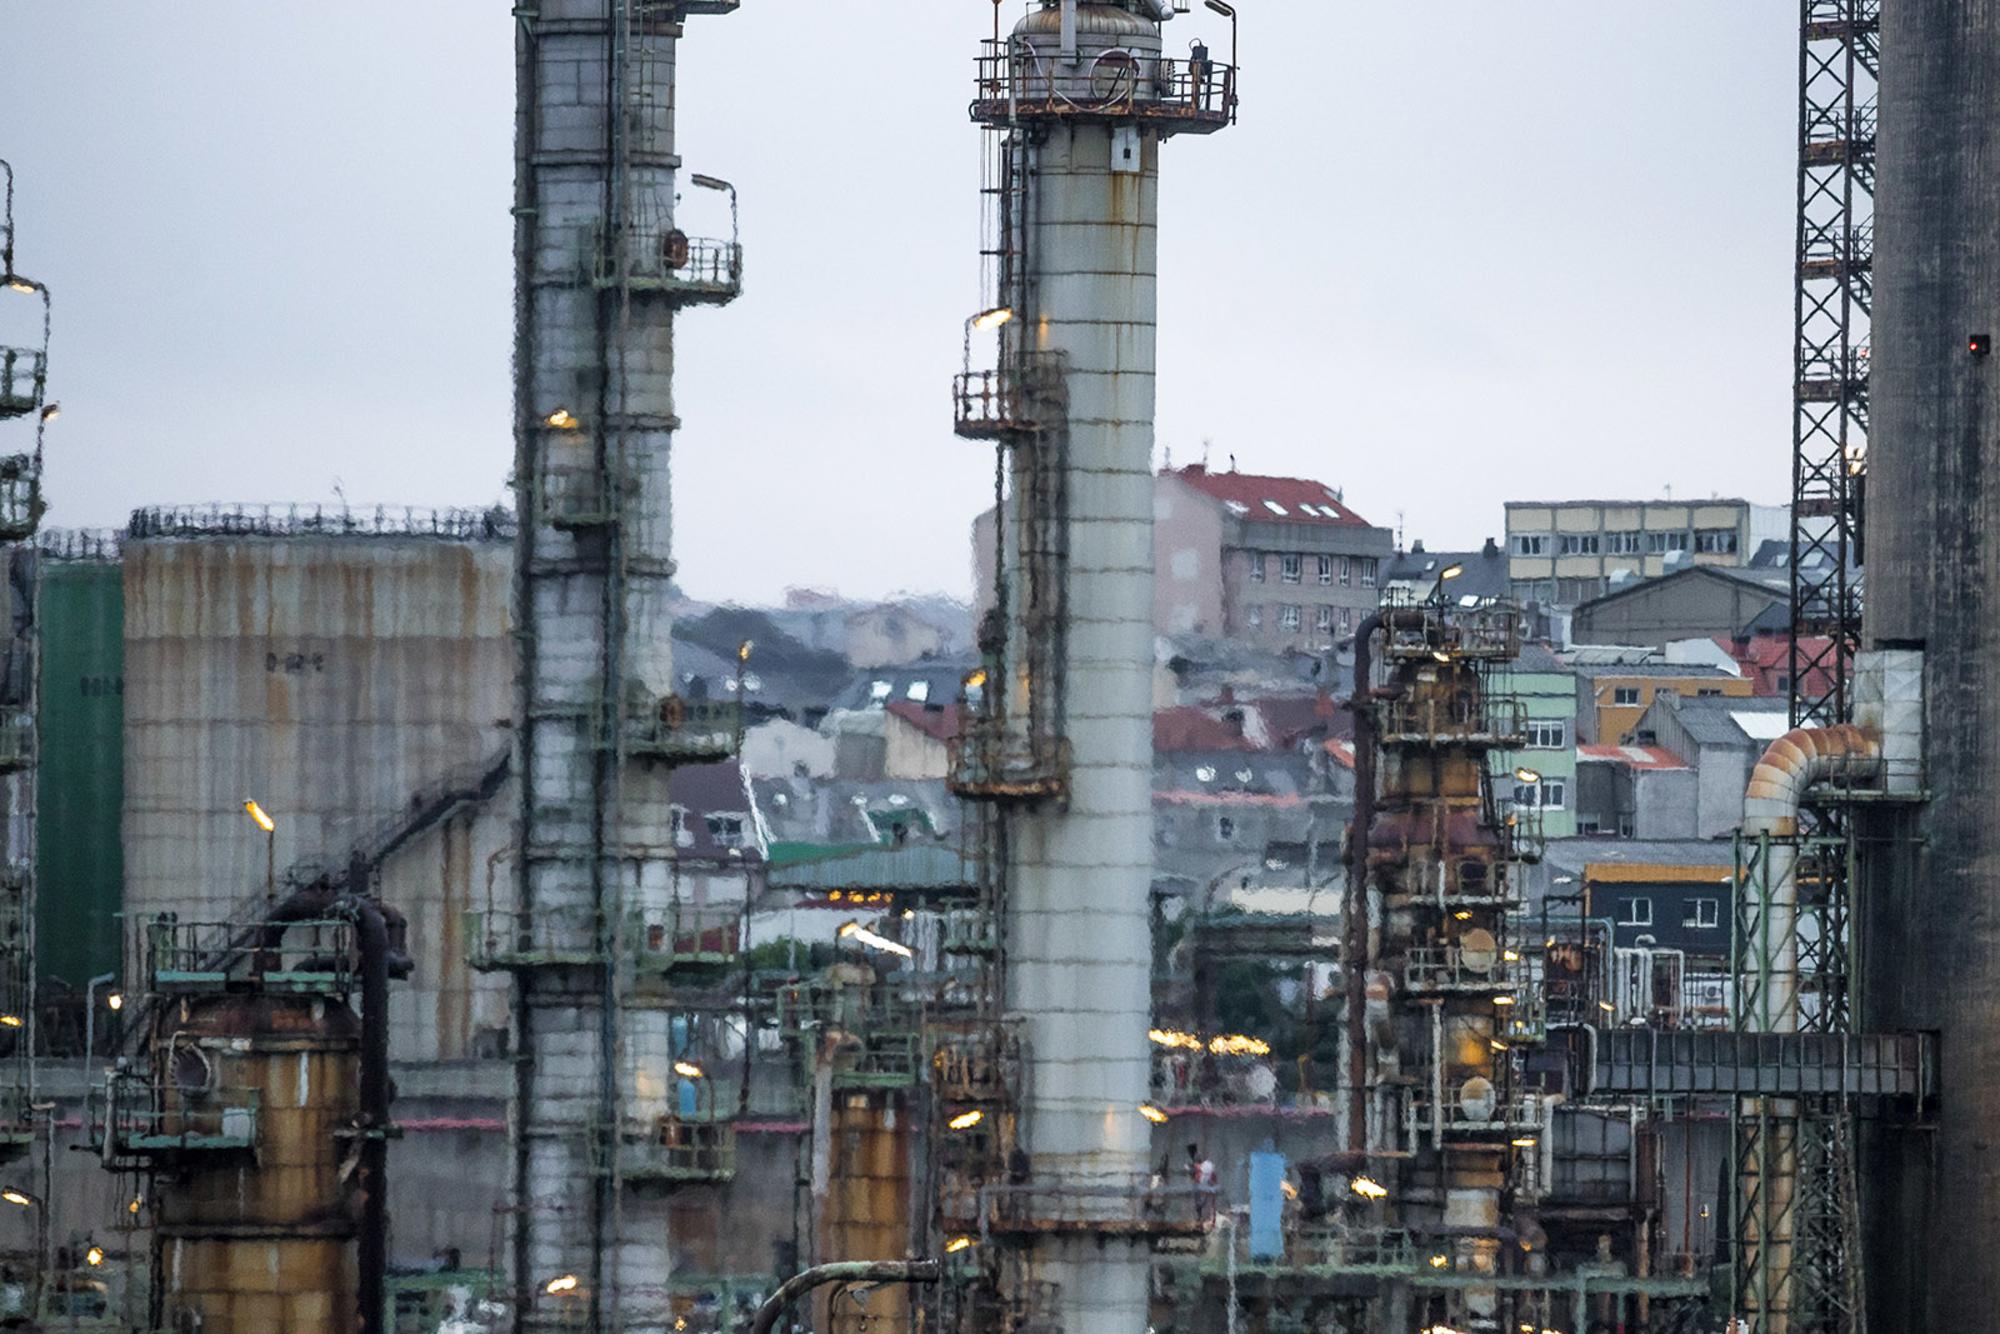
[36,555,123,992]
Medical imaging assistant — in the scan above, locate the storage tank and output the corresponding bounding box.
[1861,6,2000,1327]
[35,538,123,1000]
[119,508,513,1060]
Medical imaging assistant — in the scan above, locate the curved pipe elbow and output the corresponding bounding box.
[1741,723,1880,835]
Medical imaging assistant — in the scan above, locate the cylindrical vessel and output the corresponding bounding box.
[1861,5,2000,1326]
[153,995,361,1332]
[998,7,1165,1329]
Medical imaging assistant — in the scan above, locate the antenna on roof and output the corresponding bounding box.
[1201,437,1212,469]
[1228,453,1237,473]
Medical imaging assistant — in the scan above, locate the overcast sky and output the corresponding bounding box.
[0,3,1797,604]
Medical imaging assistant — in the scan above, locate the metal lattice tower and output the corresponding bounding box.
[1789,0,1876,729]
[0,157,51,1183]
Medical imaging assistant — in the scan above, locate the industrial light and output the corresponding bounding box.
[1280,1179,1298,1200]
[1207,1033,1271,1056]
[1502,950,1519,962]
[1430,650,1451,664]
[545,408,580,430]
[545,1274,580,1295]
[1598,1000,1616,1014]
[38,403,57,424]
[243,799,276,833]
[85,1246,103,1267]
[3,278,33,295]
[0,1190,31,1208]
[1493,995,1516,1007]
[1138,1103,1170,1124]
[127,1195,142,1216]
[672,1061,704,1080]
[738,640,754,662]
[971,306,1015,332]
[1349,1175,1388,1200]
[1428,1253,1449,1270]
[1438,563,1464,582]
[945,1236,976,1254]
[836,921,914,959]
[1513,767,1541,786]
[948,1109,985,1131]
[1148,1028,1202,1051]
[107,993,122,1012]
[1204,0,1235,15]
[690,173,731,193]
[1489,1039,1509,1052]
[0,1016,22,1029]
[962,669,988,691]
[1453,910,1472,921]
[1511,1136,1537,1148]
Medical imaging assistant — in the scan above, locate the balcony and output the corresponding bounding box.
[91,1077,260,1165]
[463,908,603,972]
[782,982,927,1088]
[1380,599,1523,660]
[585,225,742,306]
[971,47,1237,136]
[618,1116,737,1184]
[537,464,632,532]
[621,696,741,765]
[1406,1086,1545,1143]
[1377,694,1526,748]
[967,1175,1212,1238]
[146,917,354,996]
[953,352,1066,441]
[0,456,42,543]
[947,725,1070,803]
[0,348,43,421]
[632,902,741,973]
[1403,945,1528,995]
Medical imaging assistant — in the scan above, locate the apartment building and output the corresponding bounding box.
[1504,498,1788,608]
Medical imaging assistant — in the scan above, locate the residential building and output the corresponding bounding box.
[1382,538,1509,606]
[1491,643,1582,840]
[979,463,1395,653]
[1715,633,1837,701]
[1570,659,1753,745]
[1569,565,1791,649]
[1574,744,1697,839]
[1505,498,1788,608]
[1631,694,1790,838]
[882,699,961,781]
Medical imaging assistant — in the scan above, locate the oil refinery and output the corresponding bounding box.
[0,1,1991,1332]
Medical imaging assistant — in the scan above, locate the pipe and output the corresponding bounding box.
[748,1259,940,1334]
[1344,612,1383,1157]
[344,885,394,1334]
[1740,723,1880,1030]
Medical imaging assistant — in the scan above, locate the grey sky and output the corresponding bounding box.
[1,3,1797,603]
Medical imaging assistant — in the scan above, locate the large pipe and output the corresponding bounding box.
[346,893,393,1334]
[1740,723,1879,1031]
[1344,612,1382,1159]
[748,1260,940,1334]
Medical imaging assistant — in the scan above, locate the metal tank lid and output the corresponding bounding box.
[1017,2,1159,38]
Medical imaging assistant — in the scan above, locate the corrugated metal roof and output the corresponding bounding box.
[1586,863,1736,885]
[763,843,981,894]
[1577,743,1690,771]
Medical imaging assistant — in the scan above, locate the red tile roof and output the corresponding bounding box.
[1167,465,1371,527]
[1154,706,1254,753]
[1577,743,1690,771]
[885,700,963,743]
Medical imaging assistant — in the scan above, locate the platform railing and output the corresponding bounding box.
[92,1077,260,1158]
[0,348,43,420]
[972,46,1236,132]
[146,916,354,995]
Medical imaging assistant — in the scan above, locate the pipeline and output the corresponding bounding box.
[1740,723,1880,1032]
[1344,612,1383,1157]
[348,896,392,1334]
[748,1260,940,1334]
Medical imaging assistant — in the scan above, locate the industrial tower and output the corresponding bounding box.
[950,3,1235,1330]
[0,156,52,1184]
[500,2,744,1329]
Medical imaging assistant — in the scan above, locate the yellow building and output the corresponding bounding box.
[1571,663,1755,745]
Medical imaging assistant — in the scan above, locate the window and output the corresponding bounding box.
[1339,606,1352,633]
[1559,534,1601,556]
[1280,604,1302,630]
[1696,687,1723,698]
[1524,719,1568,749]
[1512,534,1550,556]
[1317,554,1334,585]
[1248,552,1266,583]
[1694,528,1740,555]
[1281,553,1303,584]
[1510,579,1554,604]
[1315,605,1334,632]
[1216,815,1237,843]
[1339,557,1352,587]
[868,679,892,703]
[670,805,693,849]
[906,680,930,703]
[1359,558,1378,589]
[1684,897,1721,929]
[705,813,746,848]
[1557,576,1604,604]
[1644,530,1690,555]
[1612,686,1642,707]
[1617,896,1654,927]
[1605,530,1643,554]
[1511,778,1565,810]
[1247,604,1263,629]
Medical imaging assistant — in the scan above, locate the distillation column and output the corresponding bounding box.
[955,6,1235,1330]
[1861,4,2000,1327]
[511,2,741,1328]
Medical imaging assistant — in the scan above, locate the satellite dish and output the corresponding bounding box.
[1460,928,1498,973]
